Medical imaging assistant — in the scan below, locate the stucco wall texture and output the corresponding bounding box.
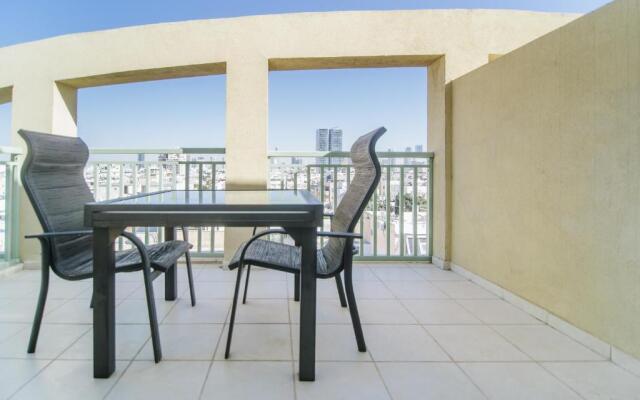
[450,0,640,358]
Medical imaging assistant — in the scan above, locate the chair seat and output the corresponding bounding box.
[56,240,191,279]
[227,239,336,276]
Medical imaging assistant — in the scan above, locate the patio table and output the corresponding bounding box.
[85,189,323,380]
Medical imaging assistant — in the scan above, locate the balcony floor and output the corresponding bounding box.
[0,264,639,399]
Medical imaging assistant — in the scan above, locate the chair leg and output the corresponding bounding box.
[89,292,94,309]
[294,272,300,302]
[242,265,251,304]
[225,264,244,359]
[344,263,366,352]
[335,273,348,308]
[142,265,162,363]
[185,251,196,307]
[28,262,50,354]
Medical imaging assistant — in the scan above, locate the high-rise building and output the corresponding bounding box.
[414,144,424,152]
[316,128,343,164]
[315,128,343,152]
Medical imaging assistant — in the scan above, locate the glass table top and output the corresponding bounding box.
[99,190,320,206]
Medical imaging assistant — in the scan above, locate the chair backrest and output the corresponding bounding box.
[19,130,94,272]
[321,127,386,273]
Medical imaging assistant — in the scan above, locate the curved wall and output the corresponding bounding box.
[0,10,577,263]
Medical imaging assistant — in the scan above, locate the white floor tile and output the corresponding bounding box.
[216,324,292,361]
[162,299,229,324]
[127,275,189,300]
[402,299,481,324]
[350,266,380,281]
[0,359,49,399]
[0,298,67,323]
[107,360,210,400]
[412,265,467,281]
[378,362,485,400]
[357,299,417,324]
[235,299,290,323]
[244,281,288,299]
[12,360,126,400]
[352,281,396,299]
[313,278,346,300]
[188,281,236,299]
[74,282,141,300]
[0,322,29,342]
[291,324,371,361]
[457,299,543,324]
[0,323,90,359]
[46,279,92,300]
[197,267,238,282]
[371,266,425,281]
[384,280,449,299]
[493,325,604,361]
[426,325,530,361]
[116,298,176,324]
[60,324,151,360]
[366,325,450,361]
[0,280,39,299]
[461,362,581,400]
[0,266,633,399]
[137,324,222,361]
[543,361,640,400]
[433,281,498,299]
[296,362,390,400]
[290,299,351,324]
[44,300,93,324]
[242,267,287,281]
[201,361,295,400]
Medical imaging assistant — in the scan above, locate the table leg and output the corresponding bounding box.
[93,227,118,378]
[290,227,317,381]
[164,226,178,301]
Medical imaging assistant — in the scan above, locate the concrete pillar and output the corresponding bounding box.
[428,53,488,269]
[223,57,269,260]
[11,80,78,264]
[427,57,451,269]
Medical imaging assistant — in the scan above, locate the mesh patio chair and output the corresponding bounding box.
[224,126,386,358]
[19,130,196,362]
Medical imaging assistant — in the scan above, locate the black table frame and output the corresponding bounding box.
[85,190,323,381]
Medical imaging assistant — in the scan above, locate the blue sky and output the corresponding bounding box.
[0,0,610,151]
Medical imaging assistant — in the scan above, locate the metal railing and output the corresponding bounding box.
[269,151,433,261]
[86,147,432,261]
[0,146,21,266]
[87,148,226,257]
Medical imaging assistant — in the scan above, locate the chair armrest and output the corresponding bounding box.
[25,230,93,239]
[317,231,362,239]
[238,228,287,265]
[179,227,189,241]
[120,231,151,269]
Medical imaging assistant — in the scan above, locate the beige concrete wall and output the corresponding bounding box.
[450,0,640,357]
[0,10,577,262]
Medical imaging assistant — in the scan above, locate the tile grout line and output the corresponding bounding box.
[101,266,203,400]
[197,300,232,400]
[7,321,92,399]
[378,268,492,400]
[102,283,188,400]
[485,323,590,400]
[7,358,56,399]
[537,361,589,400]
